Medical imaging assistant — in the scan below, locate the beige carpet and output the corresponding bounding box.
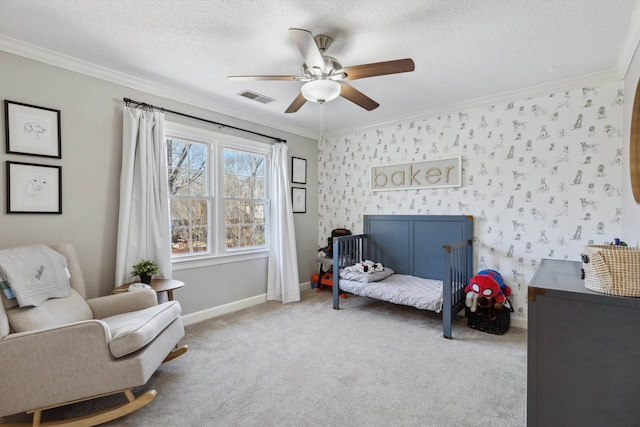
[1,289,527,426]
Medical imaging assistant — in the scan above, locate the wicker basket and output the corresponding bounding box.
[581,245,640,297]
[466,298,512,335]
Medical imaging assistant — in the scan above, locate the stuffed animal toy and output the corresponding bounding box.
[465,269,511,310]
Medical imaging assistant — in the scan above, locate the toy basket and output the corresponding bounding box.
[581,245,640,297]
[466,298,512,335]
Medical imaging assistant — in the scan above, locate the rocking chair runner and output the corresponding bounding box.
[0,243,187,426]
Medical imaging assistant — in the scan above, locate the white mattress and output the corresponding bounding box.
[338,273,443,312]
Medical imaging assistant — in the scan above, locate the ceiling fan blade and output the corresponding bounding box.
[338,58,415,81]
[285,92,307,113]
[339,83,379,111]
[289,28,325,70]
[228,75,302,81]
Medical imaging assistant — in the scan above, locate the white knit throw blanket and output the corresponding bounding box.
[0,245,70,307]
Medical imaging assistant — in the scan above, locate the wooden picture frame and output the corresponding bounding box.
[291,157,306,184]
[7,161,62,214]
[5,100,61,158]
[292,187,306,213]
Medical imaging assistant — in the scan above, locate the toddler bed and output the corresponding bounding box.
[332,215,473,339]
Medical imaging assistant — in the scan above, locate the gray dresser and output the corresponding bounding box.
[527,258,640,426]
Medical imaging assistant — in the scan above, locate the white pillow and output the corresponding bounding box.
[339,268,394,282]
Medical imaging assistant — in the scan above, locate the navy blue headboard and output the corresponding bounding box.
[363,215,473,280]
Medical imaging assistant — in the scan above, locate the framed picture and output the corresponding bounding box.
[291,157,306,184]
[7,161,62,214]
[291,187,306,213]
[5,100,61,158]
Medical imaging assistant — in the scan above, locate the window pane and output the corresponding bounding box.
[189,169,206,196]
[238,176,250,198]
[241,201,254,224]
[167,140,187,168]
[255,225,266,245]
[168,168,189,196]
[225,200,240,225]
[170,199,190,228]
[192,200,208,226]
[224,151,236,174]
[224,174,238,197]
[226,225,239,249]
[253,177,264,198]
[254,203,265,224]
[254,157,265,177]
[192,227,209,253]
[188,144,206,170]
[169,202,210,256]
[171,226,190,255]
[237,152,251,175]
[241,225,253,247]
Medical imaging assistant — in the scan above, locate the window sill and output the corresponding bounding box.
[171,250,270,271]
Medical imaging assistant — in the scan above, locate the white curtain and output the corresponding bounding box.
[115,106,172,287]
[267,143,300,303]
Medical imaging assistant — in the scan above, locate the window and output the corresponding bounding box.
[167,138,210,256]
[223,150,267,249]
[165,123,270,260]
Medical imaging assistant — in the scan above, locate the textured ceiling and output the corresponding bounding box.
[0,0,638,138]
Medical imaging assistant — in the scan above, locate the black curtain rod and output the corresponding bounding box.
[123,98,286,144]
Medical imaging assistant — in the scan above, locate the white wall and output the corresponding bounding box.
[0,52,319,315]
[622,44,640,242]
[319,81,624,323]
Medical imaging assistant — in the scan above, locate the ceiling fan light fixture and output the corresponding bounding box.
[301,80,341,104]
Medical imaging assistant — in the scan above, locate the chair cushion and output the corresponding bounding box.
[6,289,93,333]
[101,300,181,358]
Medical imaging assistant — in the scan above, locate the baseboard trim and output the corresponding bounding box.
[511,316,528,330]
[181,281,528,330]
[181,294,267,326]
[299,281,312,291]
[182,282,311,326]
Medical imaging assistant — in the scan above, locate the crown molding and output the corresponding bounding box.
[0,34,630,142]
[617,0,640,78]
[0,35,318,141]
[324,69,623,139]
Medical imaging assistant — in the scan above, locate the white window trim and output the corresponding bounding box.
[171,249,270,271]
[165,121,272,268]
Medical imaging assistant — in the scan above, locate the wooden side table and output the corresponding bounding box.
[113,278,184,301]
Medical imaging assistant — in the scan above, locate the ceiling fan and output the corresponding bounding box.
[228,28,415,113]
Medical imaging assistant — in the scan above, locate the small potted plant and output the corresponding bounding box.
[131,259,160,284]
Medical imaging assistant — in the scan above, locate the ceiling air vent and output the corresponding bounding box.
[237,90,275,105]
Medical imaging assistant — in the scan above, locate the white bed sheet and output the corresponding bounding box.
[338,273,443,312]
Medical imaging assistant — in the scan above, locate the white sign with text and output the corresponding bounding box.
[370,156,462,191]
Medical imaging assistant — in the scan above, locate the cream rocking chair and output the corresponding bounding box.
[0,243,188,426]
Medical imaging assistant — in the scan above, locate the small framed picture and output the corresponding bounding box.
[291,157,306,184]
[292,187,306,213]
[7,161,62,214]
[5,100,61,158]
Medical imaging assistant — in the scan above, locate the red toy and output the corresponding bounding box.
[465,269,511,306]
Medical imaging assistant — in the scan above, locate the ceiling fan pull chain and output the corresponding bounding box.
[319,103,324,144]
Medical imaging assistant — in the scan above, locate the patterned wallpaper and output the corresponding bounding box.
[318,81,624,320]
